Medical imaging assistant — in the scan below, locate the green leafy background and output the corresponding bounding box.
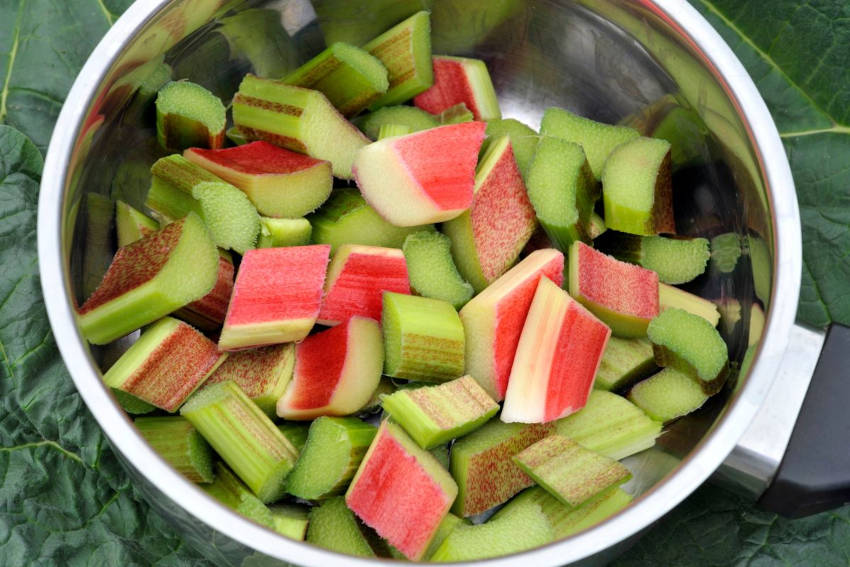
[1,0,849,565]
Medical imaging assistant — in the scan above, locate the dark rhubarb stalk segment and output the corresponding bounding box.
[318,244,411,326]
[568,241,659,338]
[352,121,487,226]
[202,462,275,529]
[181,380,298,503]
[459,248,564,400]
[184,141,333,218]
[502,276,611,423]
[174,251,234,331]
[155,80,225,151]
[79,213,219,344]
[277,316,383,420]
[513,434,632,508]
[103,317,226,412]
[134,416,214,483]
[285,416,377,500]
[232,74,370,179]
[443,135,537,292]
[414,56,501,121]
[346,420,458,560]
[450,419,553,517]
[381,375,499,449]
[218,245,331,350]
[203,343,295,416]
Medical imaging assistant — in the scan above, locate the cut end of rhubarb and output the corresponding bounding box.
[156,81,226,151]
[414,55,501,121]
[402,230,474,309]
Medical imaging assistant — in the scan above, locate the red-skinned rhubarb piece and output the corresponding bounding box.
[318,245,410,326]
[353,122,486,226]
[568,241,659,338]
[184,142,333,218]
[219,245,330,350]
[104,317,226,412]
[277,316,383,420]
[502,277,611,423]
[204,344,295,416]
[413,56,500,121]
[174,251,234,331]
[459,248,564,401]
[443,135,537,292]
[346,420,458,560]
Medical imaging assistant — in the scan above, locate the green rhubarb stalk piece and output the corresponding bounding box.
[277,422,311,453]
[361,376,396,412]
[78,213,219,344]
[181,380,298,503]
[134,416,214,483]
[430,444,450,470]
[554,390,662,460]
[353,105,438,139]
[381,375,499,449]
[430,493,553,561]
[172,250,234,332]
[362,11,434,109]
[116,200,158,247]
[283,42,389,116]
[257,216,312,248]
[402,230,474,309]
[588,211,607,240]
[647,308,729,394]
[423,513,463,560]
[601,137,676,236]
[377,123,411,139]
[659,283,720,326]
[155,81,225,151]
[382,292,465,382]
[202,462,274,528]
[269,504,309,540]
[306,496,376,557]
[526,136,598,250]
[232,74,370,178]
[513,434,632,508]
[539,106,639,181]
[439,102,474,124]
[482,118,538,181]
[103,317,226,412]
[309,188,433,253]
[450,419,553,517]
[599,232,710,284]
[146,155,260,253]
[202,344,295,416]
[628,367,710,422]
[286,416,377,500]
[82,193,115,299]
[114,390,156,415]
[710,232,742,273]
[594,336,657,391]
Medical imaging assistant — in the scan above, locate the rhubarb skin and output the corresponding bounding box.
[174,252,234,331]
[413,56,501,121]
[318,245,410,326]
[277,316,383,420]
[346,421,458,561]
[184,141,333,218]
[134,416,214,483]
[443,135,537,292]
[459,248,564,401]
[219,245,330,350]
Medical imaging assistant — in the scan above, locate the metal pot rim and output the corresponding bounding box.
[37,0,801,564]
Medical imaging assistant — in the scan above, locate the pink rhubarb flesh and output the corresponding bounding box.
[413,56,500,121]
[318,245,410,326]
[353,122,486,226]
[219,245,330,350]
[502,277,611,423]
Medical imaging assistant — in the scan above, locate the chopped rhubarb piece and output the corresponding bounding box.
[306,496,377,557]
[402,230,474,309]
[598,232,710,284]
[277,316,383,419]
[568,241,659,337]
[174,251,234,331]
[594,336,657,391]
[459,248,564,400]
[414,56,500,121]
[502,277,611,423]
[115,200,158,247]
[269,504,309,540]
[377,123,412,138]
[155,80,225,151]
[134,416,213,483]
[79,213,219,344]
[381,375,499,449]
[450,419,553,517]
[256,217,312,248]
[354,105,438,140]
[443,135,537,291]
[277,422,310,453]
[219,245,330,350]
[439,102,474,124]
[203,343,295,416]
[184,142,333,218]
[202,462,275,529]
[353,122,486,226]
[346,421,458,560]
[628,367,710,422]
[659,283,720,326]
[181,380,298,503]
[318,245,410,326]
[382,292,465,382]
[481,118,538,181]
[286,416,377,500]
[104,317,226,412]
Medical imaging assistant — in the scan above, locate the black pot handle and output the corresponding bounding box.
[758,323,850,517]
